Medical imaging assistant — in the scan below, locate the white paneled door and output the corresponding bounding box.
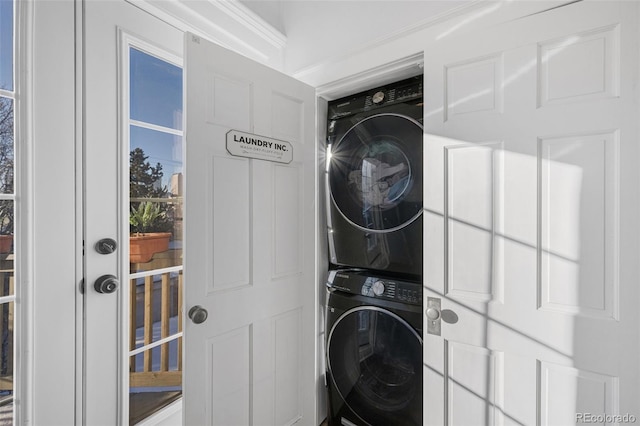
[83,1,183,424]
[183,35,317,425]
[423,1,639,425]
[84,2,318,424]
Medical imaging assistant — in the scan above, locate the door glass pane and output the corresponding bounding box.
[0,1,14,423]
[0,97,13,194]
[130,48,182,130]
[128,46,183,425]
[0,301,13,413]
[0,0,12,91]
[0,201,12,299]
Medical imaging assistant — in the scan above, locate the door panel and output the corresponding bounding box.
[423,1,639,424]
[83,1,183,423]
[184,34,317,426]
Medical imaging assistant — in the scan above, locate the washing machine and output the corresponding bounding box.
[325,269,423,426]
[326,76,423,278]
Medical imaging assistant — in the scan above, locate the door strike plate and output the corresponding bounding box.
[426,297,441,336]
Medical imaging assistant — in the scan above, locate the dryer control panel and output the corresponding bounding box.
[327,75,423,120]
[327,269,422,306]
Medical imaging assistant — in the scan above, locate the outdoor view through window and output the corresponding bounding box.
[0,0,15,423]
[128,46,183,424]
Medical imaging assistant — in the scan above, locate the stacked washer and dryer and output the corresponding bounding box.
[324,76,424,426]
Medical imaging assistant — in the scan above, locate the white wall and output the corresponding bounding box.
[281,0,472,76]
[292,1,575,93]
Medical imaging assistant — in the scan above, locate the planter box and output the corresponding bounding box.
[130,232,171,263]
[0,235,12,253]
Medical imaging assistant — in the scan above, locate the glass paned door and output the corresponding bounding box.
[127,46,183,424]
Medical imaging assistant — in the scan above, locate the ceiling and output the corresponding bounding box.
[239,0,475,75]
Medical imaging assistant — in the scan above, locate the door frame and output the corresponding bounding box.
[19,0,80,424]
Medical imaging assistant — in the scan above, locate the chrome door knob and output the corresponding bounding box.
[188,305,208,324]
[426,307,441,321]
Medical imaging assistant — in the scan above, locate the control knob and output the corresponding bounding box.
[372,280,385,296]
[372,91,385,104]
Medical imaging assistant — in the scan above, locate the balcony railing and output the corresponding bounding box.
[129,266,183,388]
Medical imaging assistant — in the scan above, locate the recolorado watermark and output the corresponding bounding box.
[576,413,637,423]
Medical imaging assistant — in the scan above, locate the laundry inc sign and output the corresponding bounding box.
[226,130,293,164]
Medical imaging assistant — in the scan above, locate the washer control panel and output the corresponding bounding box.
[327,270,422,306]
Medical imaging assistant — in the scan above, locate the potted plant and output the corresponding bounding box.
[129,147,175,263]
[129,201,172,263]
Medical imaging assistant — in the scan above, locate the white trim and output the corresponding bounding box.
[130,120,183,137]
[316,53,424,101]
[129,332,183,357]
[125,33,182,68]
[207,0,286,49]
[125,0,285,68]
[16,0,33,423]
[77,0,85,423]
[117,27,130,426]
[130,265,183,280]
[0,295,16,305]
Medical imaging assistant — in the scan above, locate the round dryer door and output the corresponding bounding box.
[327,306,422,426]
[328,113,423,232]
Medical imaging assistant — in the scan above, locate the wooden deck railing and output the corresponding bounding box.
[129,266,183,388]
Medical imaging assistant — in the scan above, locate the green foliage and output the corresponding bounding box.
[129,147,173,234]
[130,201,166,235]
[130,147,167,199]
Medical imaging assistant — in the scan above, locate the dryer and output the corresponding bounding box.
[326,76,423,278]
[325,269,423,426]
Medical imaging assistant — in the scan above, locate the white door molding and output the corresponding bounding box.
[126,0,287,70]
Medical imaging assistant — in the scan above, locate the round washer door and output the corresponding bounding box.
[328,113,423,232]
[327,306,422,426]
